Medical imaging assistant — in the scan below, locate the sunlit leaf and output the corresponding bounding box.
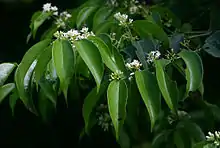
[0,83,15,103]
[0,63,16,86]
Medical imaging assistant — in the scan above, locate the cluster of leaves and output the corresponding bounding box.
[1,0,220,147]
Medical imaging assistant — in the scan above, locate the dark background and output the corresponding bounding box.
[0,0,220,147]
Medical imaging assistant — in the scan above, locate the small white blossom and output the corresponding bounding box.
[147,50,161,63]
[42,3,58,16]
[126,59,142,70]
[60,11,72,20]
[129,5,139,14]
[55,18,66,28]
[114,12,133,26]
[206,131,220,146]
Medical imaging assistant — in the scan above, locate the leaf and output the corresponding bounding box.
[75,39,104,90]
[133,20,169,48]
[75,55,90,78]
[0,83,15,103]
[119,128,130,148]
[30,11,52,38]
[107,80,128,140]
[155,59,179,113]
[135,70,161,131]
[0,63,16,86]
[170,34,184,53]
[93,7,112,30]
[15,39,51,113]
[193,141,207,148]
[38,89,55,123]
[88,36,123,72]
[173,130,185,148]
[152,130,172,148]
[35,46,52,84]
[82,82,108,133]
[9,89,19,116]
[202,31,220,58]
[94,21,116,35]
[178,50,203,94]
[41,24,58,40]
[76,6,98,28]
[52,39,75,101]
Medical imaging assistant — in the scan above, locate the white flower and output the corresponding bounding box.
[55,18,66,28]
[126,59,142,70]
[147,50,161,63]
[129,5,139,14]
[80,27,89,33]
[60,11,72,20]
[114,12,133,26]
[206,131,220,146]
[42,3,58,16]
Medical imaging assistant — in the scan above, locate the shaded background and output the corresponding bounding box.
[0,0,220,147]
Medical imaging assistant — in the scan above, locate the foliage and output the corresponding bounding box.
[1,0,220,147]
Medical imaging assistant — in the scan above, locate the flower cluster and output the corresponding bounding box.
[114,12,133,26]
[206,131,220,146]
[96,104,113,132]
[54,27,95,47]
[126,59,142,71]
[55,11,72,28]
[109,70,124,81]
[42,3,58,16]
[147,50,161,63]
[128,0,142,15]
[106,0,119,7]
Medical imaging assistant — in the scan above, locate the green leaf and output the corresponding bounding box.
[152,130,172,148]
[203,31,220,58]
[0,83,15,103]
[119,128,130,148]
[93,7,112,30]
[155,59,179,113]
[35,46,52,84]
[30,11,52,38]
[76,6,98,28]
[94,21,117,35]
[193,141,207,148]
[135,70,161,131]
[15,39,51,113]
[178,50,203,94]
[52,39,75,101]
[75,55,90,78]
[0,63,16,86]
[107,80,128,140]
[88,36,124,72]
[173,130,185,148]
[41,24,58,40]
[133,20,169,48]
[9,88,19,116]
[38,89,55,123]
[82,82,108,133]
[75,39,104,89]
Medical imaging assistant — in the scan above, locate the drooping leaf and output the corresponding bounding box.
[15,39,50,113]
[35,46,52,84]
[75,39,104,89]
[30,11,52,38]
[9,88,19,116]
[76,6,98,28]
[52,39,75,101]
[0,83,15,103]
[135,70,161,131]
[83,82,108,133]
[94,21,116,35]
[107,80,128,140]
[133,20,170,48]
[202,31,220,58]
[88,36,124,72]
[178,50,203,95]
[93,7,113,30]
[38,89,55,123]
[155,59,179,113]
[0,63,16,86]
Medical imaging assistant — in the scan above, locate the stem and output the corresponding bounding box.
[188,31,212,39]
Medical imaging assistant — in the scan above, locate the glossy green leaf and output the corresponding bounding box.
[9,88,19,116]
[0,83,15,103]
[107,80,128,140]
[93,7,112,30]
[94,21,116,35]
[133,20,169,48]
[75,55,90,78]
[88,36,124,72]
[38,89,55,123]
[0,63,16,86]
[178,50,203,94]
[83,82,108,133]
[75,39,104,89]
[52,39,75,101]
[15,39,50,113]
[135,70,161,130]
[76,6,98,28]
[30,11,51,38]
[155,59,179,113]
[35,46,52,84]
